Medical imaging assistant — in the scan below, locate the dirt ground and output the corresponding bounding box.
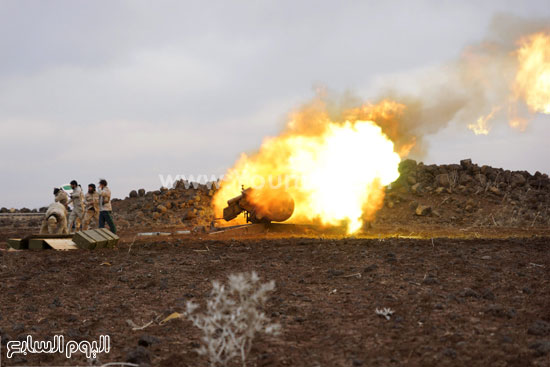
[1,231,549,367]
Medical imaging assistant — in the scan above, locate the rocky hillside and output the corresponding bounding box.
[377,159,550,228]
[2,159,549,238]
[111,180,217,231]
[112,158,550,231]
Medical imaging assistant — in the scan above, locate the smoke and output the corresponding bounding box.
[296,14,549,159]
[214,14,549,230]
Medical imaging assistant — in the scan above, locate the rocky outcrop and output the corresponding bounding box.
[383,158,550,227]
[111,181,217,230]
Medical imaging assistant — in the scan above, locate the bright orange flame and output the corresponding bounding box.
[213,101,403,233]
[344,100,414,156]
[513,32,550,115]
[468,107,500,135]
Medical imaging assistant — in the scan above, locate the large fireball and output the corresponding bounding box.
[213,101,402,234]
[513,32,550,115]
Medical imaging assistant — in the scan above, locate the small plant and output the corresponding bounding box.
[186,272,280,367]
[375,307,395,320]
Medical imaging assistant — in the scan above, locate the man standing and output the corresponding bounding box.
[40,202,68,234]
[82,184,100,230]
[67,180,85,232]
[54,187,69,209]
[98,178,116,233]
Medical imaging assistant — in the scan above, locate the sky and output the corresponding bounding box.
[0,0,549,209]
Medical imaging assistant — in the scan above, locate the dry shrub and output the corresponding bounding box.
[186,272,280,367]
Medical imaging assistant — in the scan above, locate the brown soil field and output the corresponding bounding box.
[1,232,549,367]
[1,159,549,366]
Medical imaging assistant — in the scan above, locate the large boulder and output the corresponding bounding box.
[399,159,417,174]
[459,173,473,186]
[435,174,451,188]
[129,190,138,198]
[460,159,473,170]
[407,175,417,185]
[511,173,526,188]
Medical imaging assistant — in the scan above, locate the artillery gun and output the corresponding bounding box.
[223,187,294,224]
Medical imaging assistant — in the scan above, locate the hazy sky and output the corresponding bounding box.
[1,0,549,208]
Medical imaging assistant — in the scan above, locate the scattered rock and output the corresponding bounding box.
[126,346,151,366]
[462,288,480,298]
[485,304,516,319]
[422,275,439,285]
[460,159,473,170]
[459,173,473,185]
[385,253,397,264]
[489,186,501,196]
[482,289,495,301]
[363,264,378,273]
[436,174,451,188]
[415,205,431,216]
[530,340,550,357]
[327,269,344,277]
[182,209,197,221]
[138,189,146,197]
[50,297,62,308]
[138,334,160,347]
[500,335,513,344]
[443,348,457,358]
[475,174,487,186]
[528,320,550,336]
[511,173,526,187]
[129,190,138,198]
